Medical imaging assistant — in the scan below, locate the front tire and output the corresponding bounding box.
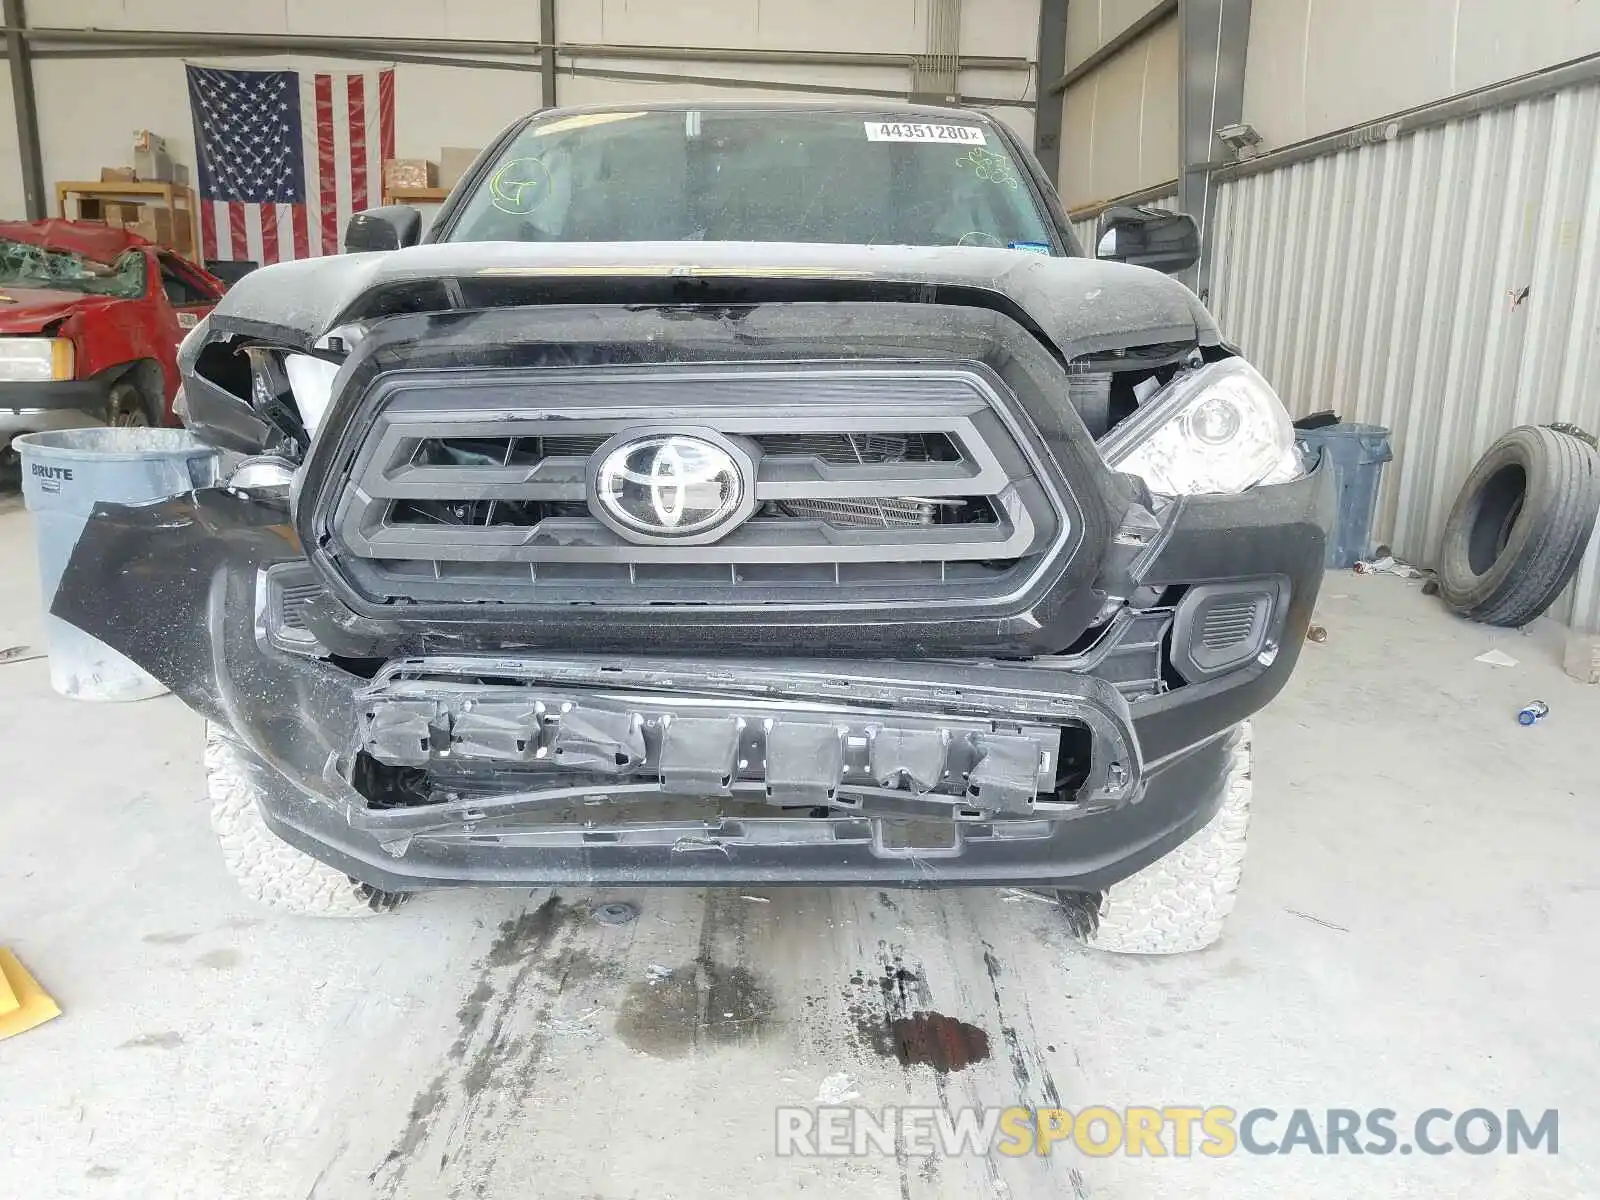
[1060,722,1252,955]
[205,723,406,917]
[105,380,153,428]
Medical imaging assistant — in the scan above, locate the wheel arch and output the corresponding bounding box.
[92,359,167,424]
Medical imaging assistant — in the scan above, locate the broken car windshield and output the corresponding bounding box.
[445,110,1057,251]
[0,239,147,299]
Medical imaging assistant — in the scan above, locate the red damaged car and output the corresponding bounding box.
[0,219,225,458]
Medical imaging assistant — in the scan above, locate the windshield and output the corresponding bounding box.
[446,110,1058,252]
[0,239,147,299]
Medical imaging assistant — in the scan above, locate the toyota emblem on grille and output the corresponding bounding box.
[587,430,756,545]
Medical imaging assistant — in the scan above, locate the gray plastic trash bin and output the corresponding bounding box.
[14,428,220,701]
[1296,423,1394,569]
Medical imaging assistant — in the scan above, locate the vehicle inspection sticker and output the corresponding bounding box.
[864,121,987,145]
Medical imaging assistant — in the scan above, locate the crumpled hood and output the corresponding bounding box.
[0,286,119,334]
[0,218,150,260]
[205,241,1222,361]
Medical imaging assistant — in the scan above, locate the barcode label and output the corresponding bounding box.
[863,122,987,145]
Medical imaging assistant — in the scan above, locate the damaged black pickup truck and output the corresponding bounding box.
[55,103,1330,952]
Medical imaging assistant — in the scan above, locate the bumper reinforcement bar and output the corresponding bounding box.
[351,660,1143,835]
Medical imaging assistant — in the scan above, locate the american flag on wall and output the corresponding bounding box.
[185,64,395,264]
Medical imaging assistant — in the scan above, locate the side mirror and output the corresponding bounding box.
[344,206,421,253]
[1095,206,1201,275]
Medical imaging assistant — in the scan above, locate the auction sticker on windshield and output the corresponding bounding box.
[864,121,987,144]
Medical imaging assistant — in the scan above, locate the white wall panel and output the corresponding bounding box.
[1057,17,1177,208]
[43,0,301,36]
[0,59,20,220]
[1209,82,1600,631]
[958,0,1038,60]
[282,0,541,41]
[961,63,1036,144]
[557,61,902,106]
[1243,0,1600,151]
[1064,0,1168,71]
[36,0,1037,57]
[31,57,188,204]
[391,64,538,157]
[36,0,541,39]
[575,0,921,53]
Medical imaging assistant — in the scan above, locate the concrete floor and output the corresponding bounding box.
[1,496,1596,1200]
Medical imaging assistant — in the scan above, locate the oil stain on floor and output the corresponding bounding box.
[614,958,775,1058]
[844,950,993,1073]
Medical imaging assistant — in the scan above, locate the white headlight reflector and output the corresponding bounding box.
[284,353,341,435]
[1102,358,1301,495]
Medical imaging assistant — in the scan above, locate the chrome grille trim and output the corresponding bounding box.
[319,364,1063,607]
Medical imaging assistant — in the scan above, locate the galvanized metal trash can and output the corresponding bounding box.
[1297,423,1394,569]
[14,428,220,701]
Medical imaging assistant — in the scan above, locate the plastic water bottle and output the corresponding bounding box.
[1517,701,1550,726]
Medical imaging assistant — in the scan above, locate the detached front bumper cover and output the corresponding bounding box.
[45,460,1331,889]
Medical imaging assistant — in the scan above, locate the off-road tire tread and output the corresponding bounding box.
[205,723,405,917]
[1067,723,1252,955]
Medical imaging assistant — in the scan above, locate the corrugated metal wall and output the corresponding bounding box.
[1207,81,1600,631]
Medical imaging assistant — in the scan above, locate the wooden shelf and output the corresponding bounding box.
[54,180,201,264]
[56,180,188,197]
[384,185,450,205]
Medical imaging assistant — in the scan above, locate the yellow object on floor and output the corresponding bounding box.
[0,948,61,1039]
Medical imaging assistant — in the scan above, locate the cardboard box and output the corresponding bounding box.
[130,208,174,248]
[76,198,106,222]
[100,166,138,183]
[103,202,144,228]
[135,147,175,182]
[383,158,438,194]
[172,208,194,253]
[132,129,166,155]
[439,147,481,189]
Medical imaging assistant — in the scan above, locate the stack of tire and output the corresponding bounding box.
[1438,425,1600,627]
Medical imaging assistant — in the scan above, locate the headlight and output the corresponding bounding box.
[0,337,74,383]
[227,454,297,491]
[1101,358,1302,495]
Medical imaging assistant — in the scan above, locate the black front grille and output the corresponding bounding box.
[412,430,961,469]
[388,430,988,533]
[317,364,1061,609]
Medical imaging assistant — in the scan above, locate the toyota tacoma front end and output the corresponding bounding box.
[53,103,1330,952]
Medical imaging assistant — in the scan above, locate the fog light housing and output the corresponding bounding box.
[1171,578,1288,681]
[257,563,329,657]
